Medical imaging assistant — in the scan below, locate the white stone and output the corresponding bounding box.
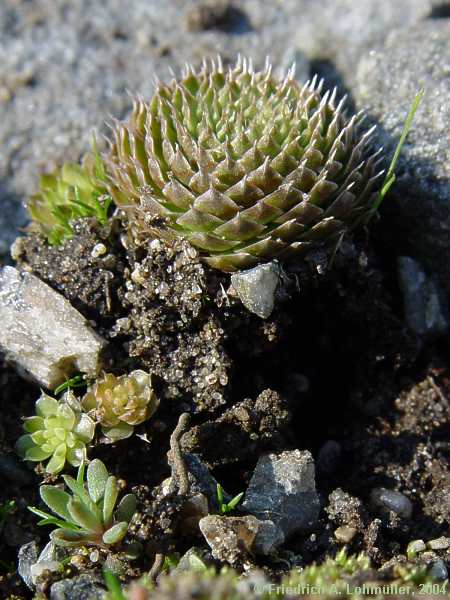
[0,266,106,388]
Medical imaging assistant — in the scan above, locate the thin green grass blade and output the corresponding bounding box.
[371,88,424,215]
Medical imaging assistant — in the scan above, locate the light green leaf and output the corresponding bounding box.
[62,475,102,522]
[36,394,59,417]
[102,521,128,545]
[115,494,137,523]
[45,443,67,474]
[102,422,134,441]
[68,498,102,533]
[103,476,119,527]
[15,435,36,458]
[40,486,73,522]
[103,569,126,600]
[73,413,96,443]
[50,528,92,547]
[226,492,244,513]
[66,441,86,467]
[87,459,109,503]
[23,416,45,433]
[77,462,86,486]
[25,445,53,462]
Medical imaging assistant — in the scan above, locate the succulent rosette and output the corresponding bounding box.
[16,391,95,474]
[107,57,383,271]
[27,148,111,245]
[81,370,158,441]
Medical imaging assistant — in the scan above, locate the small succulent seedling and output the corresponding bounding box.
[28,459,136,549]
[82,370,158,442]
[107,57,385,272]
[216,483,244,515]
[16,391,95,474]
[27,142,112,245]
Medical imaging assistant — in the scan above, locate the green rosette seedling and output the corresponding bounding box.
[82,370,158,442]
[16,391,95,474]
[28,459,137,549]
[27,144,112,245]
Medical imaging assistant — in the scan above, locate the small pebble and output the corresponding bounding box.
[429,559,448,581]
[91,243,107,258]
[427,536,450,551]
[334,525,357,544]
[407,539,426,557]
[370,487,413,519]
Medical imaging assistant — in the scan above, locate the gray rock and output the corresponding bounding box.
[17,541,38,590]
[397,256,448,337]
[429,559,448,582]
[199,514,259,564]
[0,266,106,388]
[50,574,106,600]
[199,513,282,561]
[184,453,231,510]
[230,262,280,319]
[241,449,320,539]
[18,541,66,589]
[370,487,413,519]
[427,536,450,551]
[355,21,450,293]
[293,0,432,85]
[252,519,285,555]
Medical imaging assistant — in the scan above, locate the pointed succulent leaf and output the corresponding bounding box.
[226,492,245,512]
[102,476,119,527]
[87,459,109,503]
[67,498,103,533]
[115,493,137,523]
[62,475,102,521]
[102,521,129,545]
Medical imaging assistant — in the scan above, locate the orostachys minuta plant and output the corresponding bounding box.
[106,57,383,272]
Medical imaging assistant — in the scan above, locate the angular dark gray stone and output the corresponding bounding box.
[0,266,106,388]
[50,574,106,600]
[241,449,320,539]
[355,21,450,293]
[231,262,280,319]
[397,256,448,337]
